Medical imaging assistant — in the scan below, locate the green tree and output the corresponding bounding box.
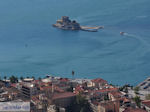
[124,87,128,93]
[38,77,41,81]
[134,87,139,95]
[9,75,18,83]
[133,96,141,108]
[4,76,7,81]
[145,94,150,100]
[67,83,73,92]
[104,94,109,101]
[20,76,24,81]
[119,84,129,92]
[32,76,35,80]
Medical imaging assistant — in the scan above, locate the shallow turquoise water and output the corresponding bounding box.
[0,0,150,85]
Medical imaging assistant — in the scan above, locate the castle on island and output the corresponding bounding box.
[53,16,81,30]
[53,16,103,32]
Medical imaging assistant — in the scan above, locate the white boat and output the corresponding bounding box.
[120,32,125,35]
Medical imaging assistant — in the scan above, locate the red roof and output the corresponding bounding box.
[142,100,150,108]
[123,98,131,103]
[109,91,122,98]
[40,86,52,91]
[75,85,84,91]
[75,85,84,94]
[31,95,40,103]
[92,101,99,106]
[59,78,69,82]
[92,78,107,84]
[52,92,76,100]
[33,80,41,83]
[40,82,52,86]
[54,86,64,93]
[11,83,17,88]
[95,88,118,93]
[123,107,147,112]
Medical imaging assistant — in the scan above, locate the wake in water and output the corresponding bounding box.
[122,32,149,47]
[123,33,137,37]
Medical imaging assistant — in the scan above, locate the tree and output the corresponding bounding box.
[9,75,18,83]
[20,76,24,81]
[104,94,109,101]
[124,87,128,93]
[145,94,150,100]
[66,84,73,92]
[32,76,35,80]
[38,77,41,81]
[119,84,129,92]
[134,86,139,95]
[133,96,141,108]
[4,76,7,81]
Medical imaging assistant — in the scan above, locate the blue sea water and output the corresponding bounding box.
[0,0,150,85]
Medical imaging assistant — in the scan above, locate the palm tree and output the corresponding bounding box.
[32,76,35,80]
[20,76,24,81]
[9,75,18,83]
[26,76,29,78]
[133,96,141,108]
[38,77,41,81]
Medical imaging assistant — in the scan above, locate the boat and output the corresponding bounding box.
[120,32,125,35]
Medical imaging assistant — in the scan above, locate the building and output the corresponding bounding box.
[53,16,81,30]
[122,107,147,112]
[74,85,84,94]
[52,92,76,108]
[21,83,38,98]
[47,105,57,112]
[99,100,120,112]
[142,100,150,112]
[91,100,120,112]
[91,78,108,88]
[138,77,150,90]
[93,88,118,99]
[23,78,34,82]
[108,91,123,101]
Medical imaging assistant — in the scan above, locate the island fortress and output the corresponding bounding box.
[53,16,104,32]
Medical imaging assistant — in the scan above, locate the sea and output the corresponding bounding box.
[0,0,150,85]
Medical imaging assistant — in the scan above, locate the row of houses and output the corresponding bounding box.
[0,76,150,112]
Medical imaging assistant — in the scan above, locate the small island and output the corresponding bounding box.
[53,16,104,32]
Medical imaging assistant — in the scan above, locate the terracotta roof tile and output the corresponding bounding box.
[95,88,118,93]
[109,91,122,98]
[91,78,107,84]
[123,98,131,103]
[52,92,76,100]
[59,78,69,82]
[40,86,52,91]
[123,107,147,112]
[142,100,150,108]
